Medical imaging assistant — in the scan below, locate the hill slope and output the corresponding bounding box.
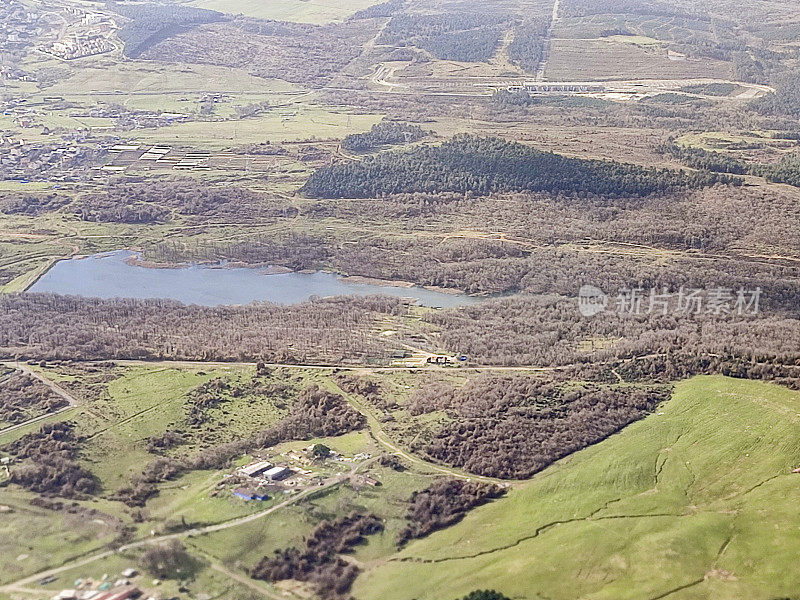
[354,376,800,600]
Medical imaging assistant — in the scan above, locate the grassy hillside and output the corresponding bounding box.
[354,376,800,600]
[189,0,382,23]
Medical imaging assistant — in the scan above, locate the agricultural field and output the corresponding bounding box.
[131,107,384,147]
[45,62,291,97]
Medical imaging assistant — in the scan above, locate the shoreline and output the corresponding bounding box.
[124,254,188,270]
[15,257,60,293]
[339,275,466,296]
[25,249,481,303]
[123,250,475,296]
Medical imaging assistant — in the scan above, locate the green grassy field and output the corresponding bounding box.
[131,106,383,147]
[353,375,800,600]
[188,0,382,24]
[45,61,289,96]
[3,367,800,599]
[0,488,121,585]
[185,454,435,576]
[0,363,329,584]
[25,548,263,600]
[674,130,800,154]
[0,360,442,593]
[79,366,223,490]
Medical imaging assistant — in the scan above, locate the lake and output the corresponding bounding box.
[28,250,482,308]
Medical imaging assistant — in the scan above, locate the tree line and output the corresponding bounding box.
[412,376,670,479]
[750,71,800,118]
[250,513,383,598]
[0,193,68,216]
[301,134,738,199]
[350,0,402,20]
[334,373,398,411]
[341,120,428,153]
[0,294,405,364]
[377,12,510,62]
[661,140,800,189]
[507,20,549,73]
[398,478,506,545]
[0,370,67,425]
[73,180,292,225]
[109,2,224,58]
[560,0,706,20]
[429,294,800,369]
[5,422,98,497]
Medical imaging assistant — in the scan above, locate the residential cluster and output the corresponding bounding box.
[0,1,45,56]
[42,34,116,61]
[0,139,106,182]
[39,8,118,61]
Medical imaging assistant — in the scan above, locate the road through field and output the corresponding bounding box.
[328,377,514,485]
[535,0,560,81]
[0,464,362,595]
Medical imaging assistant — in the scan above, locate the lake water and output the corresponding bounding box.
[28,250,482,308]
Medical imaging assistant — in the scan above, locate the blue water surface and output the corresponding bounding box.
[29,251,481,308]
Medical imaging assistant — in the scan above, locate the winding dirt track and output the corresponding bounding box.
[0,361,80,436]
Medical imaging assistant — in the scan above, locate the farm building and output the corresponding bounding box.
[241,460,273,477]
[233,488,269,501]
[353,475,381,487]
[103,587,141,600]
[426,355,452,365]
[56,587,141,600]
[100,586,141,600]
[264,466,292,481]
